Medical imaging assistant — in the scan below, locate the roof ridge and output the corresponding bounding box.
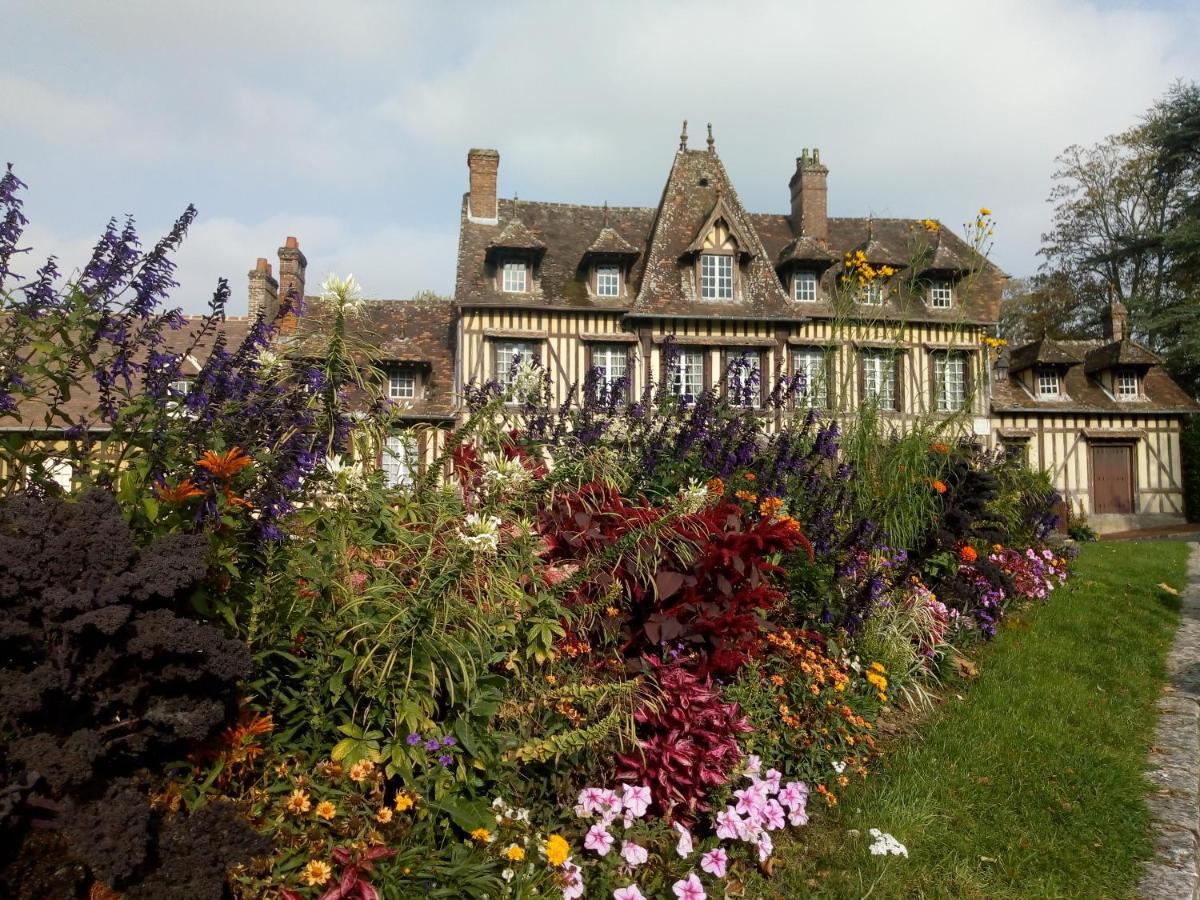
[497,198,654,213]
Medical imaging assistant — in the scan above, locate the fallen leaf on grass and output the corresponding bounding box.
[1158,582,1180,595]
[953,655,979,679]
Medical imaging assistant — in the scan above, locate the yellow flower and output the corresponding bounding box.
[286,789,311,815]
[605,605,620,618]
[394,791,415,812]
[376,807,394,824]
[470,827,493,844]
[348,760,374,783]
[315,800,337,820]
[979,207,992,216]
[545,834,570,867]
[302,860,332,886]
[879,265,895,278]
[545,674,558,685]
[504,844,526,862]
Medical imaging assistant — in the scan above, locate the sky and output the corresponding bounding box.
[4,0,1199,314]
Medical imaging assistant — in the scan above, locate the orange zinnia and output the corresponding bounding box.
[959,545,978,563]
[930,479,947,494]
[930,442,950,454]
[155,479,205,503]
[196,447,252,480]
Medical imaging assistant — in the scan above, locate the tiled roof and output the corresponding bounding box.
[584,225,640,258]
[454,148,1004,324]
[8,316,253,430]
[993,337,1198,414]
[487,218,546,257]
[1007,338,1082,371]
[291,297,457,420]
[1083,338,1161,373]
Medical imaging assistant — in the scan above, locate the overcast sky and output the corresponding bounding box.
[4,0,1199,313]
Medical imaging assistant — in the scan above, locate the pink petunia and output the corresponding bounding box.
[621,784,652,818]
[562,861,585,900]
[674,823,694,858]
[584,824,615,856]
[672,873,706,900]
[620,840,649,867]
[757,830,774,862]
[613,887,647,900]
[763,799,786,831]
[744,754,762,778]
[761,768,783,794]
[715,807,743,841]
[700,847,728,878]
[778,781,808,812]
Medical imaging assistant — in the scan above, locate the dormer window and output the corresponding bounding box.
[1037,369,1060,398]
[859,281,884,305]
[930,281,953,309]
[794,271,818,302]
[501,258,528,293]
[595,264,621,297]
[700,253,734,300]
[1115,370,1139,400]
[389,370,417,400]
[169,378,191,398]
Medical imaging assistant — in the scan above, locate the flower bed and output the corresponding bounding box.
[0,174,1073,898]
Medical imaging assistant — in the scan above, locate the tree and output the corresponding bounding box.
[1000,273,1092,343]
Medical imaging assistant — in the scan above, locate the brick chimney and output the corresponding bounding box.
[276,236,307,334]
[247,257,278,321]
[467,148,500,223]
[1102,298,1128,342]
[789,148,829,242]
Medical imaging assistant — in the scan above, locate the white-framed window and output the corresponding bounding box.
[40,457,73,491]
[672,348,705,401]
[726,348,762,407]
[859,281,884,305]
[794,271,818,302]
[700,254,734,300]
[501,259,528,293]
[1037,369,1060,398]
[595,265,620,297]
[494,340,538,386]
[930,281,953,309]
[1116,370,1139,400]
[934,352,967,412]
[169,378,191,398]
[591,344,628,392]
[382,434,416,488]
[388,370,416,400]
[792,348,827,408]
[862,351,898,410]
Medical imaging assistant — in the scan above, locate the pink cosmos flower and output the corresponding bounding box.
[674,823,694,857]
[584,824,615,856]
[621,784,652,818]
[763,799,786,831]
[620,840,649,867]
[700,847,728,878]
[672,873,706,900]
[715,807,743,841]
[613,887,647,900]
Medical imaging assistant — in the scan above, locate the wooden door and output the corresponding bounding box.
[1092,444,1134,515]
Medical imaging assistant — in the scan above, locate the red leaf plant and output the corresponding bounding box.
[279,845,396,900]
[616,658,753,823]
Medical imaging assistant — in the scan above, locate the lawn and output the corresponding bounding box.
[754,540,1189,900]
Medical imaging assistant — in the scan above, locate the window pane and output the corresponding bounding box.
[935,353,966,411]
[592,344,628,393]
[502,260,527,293]
[383,435,415,487]
[931,282,953,309]
[1038,370,1059,397]
[1116,371,1138,399]
[863,353,896,409]
[792,349,827,407]
[672,348,705,400]
[860,282,884,305]
[596,265,620,297]
[389,371,416,399]
[794,271,817,302]
[727,349,761,407]
[700,254,733,300]
[495,341,537,386]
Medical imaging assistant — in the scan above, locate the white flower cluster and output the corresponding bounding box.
[677,478,710,515]
[320,272,363,313]
[457,512,502,553]
[507,360,543,405]
[324,454,364,487]
[868,828,908,858]
[481,453,530,494]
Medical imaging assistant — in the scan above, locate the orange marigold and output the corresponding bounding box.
[758,496,784,519]
[959,545,978,563]
[734,490,758,503]
[705,477,725,497]
[196,447,252,480]
[930,442,950,454]
[930,479,947,494]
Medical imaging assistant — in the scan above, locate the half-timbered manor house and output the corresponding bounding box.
[9,128,1197,532]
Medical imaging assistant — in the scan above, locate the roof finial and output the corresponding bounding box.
[706,122,715,153]
[679,119,688,151]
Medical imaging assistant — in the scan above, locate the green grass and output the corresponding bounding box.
[755,540,1188,900]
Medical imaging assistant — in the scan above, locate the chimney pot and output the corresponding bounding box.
[467,148,500,222]
[276,236,308,334]
[285,236,299,249]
